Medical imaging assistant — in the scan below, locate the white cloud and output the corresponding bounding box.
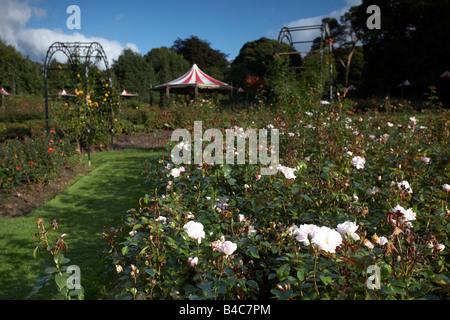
[0,0,139,66]
[277,0,362,53]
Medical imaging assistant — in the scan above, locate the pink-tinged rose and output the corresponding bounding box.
[420,156,430,164]
[221,241,237,256]
[336,221,360,240]
[188,257,198,267]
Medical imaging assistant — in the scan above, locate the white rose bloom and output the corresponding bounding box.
[155,216,167,224]
[392,204,406,214]
[188,257,198,267]
[170,168,181,178]
[291,224,320,246]
[248,225,257,235]
[183,221,205,243]
[277,165,297,179]
[311,226,343,253]
[378,236,388,246]
[336,221,360,240]
[397,180,412,193]
[401,207,416,222]
[221,241,237,256]
[352,156,366,169]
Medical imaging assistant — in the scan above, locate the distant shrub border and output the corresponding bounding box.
[0,130,76,193]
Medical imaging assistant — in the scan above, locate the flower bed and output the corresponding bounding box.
[0,130,76,193]
[104,106,449,300]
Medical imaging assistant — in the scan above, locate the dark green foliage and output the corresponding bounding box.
[112,49,156,102]
[0,40,42,95]
[349,0,450,97]
[228,37,301,95]
[171,35,229,80]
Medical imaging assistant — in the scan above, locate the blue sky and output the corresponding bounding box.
[0,0,361,64]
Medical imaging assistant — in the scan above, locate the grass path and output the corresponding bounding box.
[0,148,161,300]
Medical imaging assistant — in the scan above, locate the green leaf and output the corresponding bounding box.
[246,280,259,291]
[296,161,307,173]
[55,274,67,290]
[222,165,231,177]
[53,252,70,265]
[197,282,212,293]
[248,246,260,259]
[301,194,313,202]
[391,286,407,295]
[122,245,129,256]
[320,275,333,287]
[297,270,305,282]
[33,246,39,259]
[276,264,290,279]
[145,268,156,277]
[44,267,58,274]
[54,252,63,265]
[133,224,142,230]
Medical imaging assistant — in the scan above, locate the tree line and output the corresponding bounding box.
[1,0,449,105]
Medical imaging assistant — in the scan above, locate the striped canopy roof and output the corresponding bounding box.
[154,64,231,90]
[1,87,11,95]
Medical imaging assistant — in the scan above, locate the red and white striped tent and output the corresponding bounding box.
[400,79,411,86]
[440,70,450,78]
[120,90,138,96]
[1,88,11,95]
[58,89,76,96]
[151,64,233,96]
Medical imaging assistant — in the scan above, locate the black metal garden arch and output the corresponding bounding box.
[43,42,114,164]
[275,22,334,101]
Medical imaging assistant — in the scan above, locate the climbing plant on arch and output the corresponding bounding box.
[275,23,334,101]
[43,42,119,161]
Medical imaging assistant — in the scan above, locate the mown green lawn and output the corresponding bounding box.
[0,148,161,300]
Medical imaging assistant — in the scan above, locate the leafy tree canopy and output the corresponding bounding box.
[112,48,155,101]
[349,0,450,95]
[145,46,189,85]
[171,35,229,80]
[228,37,301,94]
[0,39,42,95]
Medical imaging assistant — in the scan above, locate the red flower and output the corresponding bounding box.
[48,148,54,153]
[15,166,19,171]
[30,161,35,165]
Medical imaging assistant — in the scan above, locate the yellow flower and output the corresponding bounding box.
[105,83,109,87]
[105,93,108,97]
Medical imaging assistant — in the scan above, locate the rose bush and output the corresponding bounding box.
[0,130,76,193]
[103,103,449,300]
